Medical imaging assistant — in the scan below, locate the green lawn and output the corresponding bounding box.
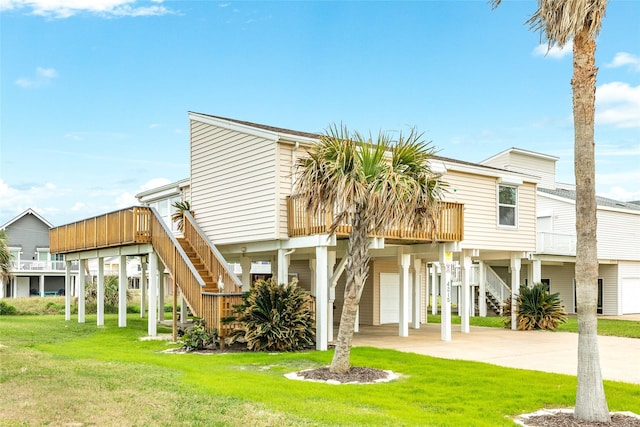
[426,314,640,338]
[1,315,639,426]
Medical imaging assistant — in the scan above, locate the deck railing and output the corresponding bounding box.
[182,211,243,293]
[50,206,151,254]
[287,197,464,242]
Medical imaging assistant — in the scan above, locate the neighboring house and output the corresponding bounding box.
[1,209,73,298]
[482,148,640,315]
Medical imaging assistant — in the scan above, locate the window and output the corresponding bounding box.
[498,185,517,227]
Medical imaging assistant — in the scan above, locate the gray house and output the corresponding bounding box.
[1,209,68,298]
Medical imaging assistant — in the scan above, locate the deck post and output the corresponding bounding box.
[431,263,438,315]
[39,274,45,297]
[78,262,86,324]
[148,251,158,337]
[439,245,452,341]
[64,261,71,321]
[118,255,127,327]
[510,253,522,331]
[158,270,165,322]
[412,257,422,329]
[180,292,186,323]
[461,251,472,333]
[326,251,336,342]
[140,257,147,318]
[97,257,105,327]
[532,258,541,284]
[277,249,289,284]
[315,246,328,351]
[240,254,251,292]
[478,261,487,317]
[398,249,410,337]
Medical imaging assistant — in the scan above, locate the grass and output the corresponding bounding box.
[426,314,640,338]
[3,296,173,316]
[1,315,639,426]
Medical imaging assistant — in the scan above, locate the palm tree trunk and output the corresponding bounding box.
[572,26,610,423]
[330,210,370,374]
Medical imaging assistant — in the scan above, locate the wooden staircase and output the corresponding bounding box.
[176,237,219,293]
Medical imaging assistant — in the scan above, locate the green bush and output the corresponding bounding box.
[229,278,315,352]
[504,283,567,330]
[0,300,17,315]
[179,318,219,351]
[84,276,131,311]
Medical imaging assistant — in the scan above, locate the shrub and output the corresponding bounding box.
[84,276,131,312]
[229,278,315,352]
[0,300,17,315]
[179,318,219,352]
[503,283,567,330]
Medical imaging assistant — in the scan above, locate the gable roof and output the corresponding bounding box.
[1,208,54,230]
[538,188,640,212]
[481,147,560,164]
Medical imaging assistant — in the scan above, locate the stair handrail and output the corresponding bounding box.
[148,207,207,315]
[182,210,244,292]
[485,265,510,306]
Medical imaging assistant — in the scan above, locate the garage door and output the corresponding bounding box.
[379,273,413,324]
[622,278,640,314]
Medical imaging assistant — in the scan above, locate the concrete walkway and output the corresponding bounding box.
[350,323,640,384]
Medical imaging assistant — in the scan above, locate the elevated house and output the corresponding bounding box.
[482,148,640,315]
[50,112,543,349]
[1,209,76,298]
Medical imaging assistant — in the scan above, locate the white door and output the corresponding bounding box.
[379,273,413,324]
[622,278,640,314]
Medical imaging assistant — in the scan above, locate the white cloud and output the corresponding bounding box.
[532,42,572,59]
[0,179,65,222]
[114,177,171,208]
[15,67,58,88]
[595,82,640,128]
[599,186,640,203]
[1,0,172,18]
[606,52,640,72]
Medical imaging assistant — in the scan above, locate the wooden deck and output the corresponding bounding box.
[287,197,464,242]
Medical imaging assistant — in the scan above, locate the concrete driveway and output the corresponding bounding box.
[350,323,640,384]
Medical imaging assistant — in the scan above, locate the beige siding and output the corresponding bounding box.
[442,170,536,251]
[483,151,556,189]
[190,120,278,245]
[289,260,312,292]
[541,264,576,313]
[597,210,640,260]
[277,142,294,239]
[333,261,374,326]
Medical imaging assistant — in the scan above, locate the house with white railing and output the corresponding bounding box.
[482,148,640,315]
[1,209,77,298]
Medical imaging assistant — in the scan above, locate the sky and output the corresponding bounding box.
[1,0,639,227]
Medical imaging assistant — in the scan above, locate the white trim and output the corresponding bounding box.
[481,147,559,164]
[497,184,518,228]
[538,191,640,216]
[440,159,539,183]
[1,208,54,229]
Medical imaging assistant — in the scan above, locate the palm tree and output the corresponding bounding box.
[491,0,610,422]
[171,200,192,232]
[0,230,13,291]
[294,124,444,373]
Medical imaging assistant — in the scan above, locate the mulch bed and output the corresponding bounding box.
[517,411,640,426]
[296,367,390,384]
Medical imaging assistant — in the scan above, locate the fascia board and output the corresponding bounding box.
[189,112,279,141]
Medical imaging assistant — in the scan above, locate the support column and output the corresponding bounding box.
[148,251,158,337]
[461,251,472,333]
[439,245,452,341]
[398,249,410,337]
[158,268,165,322]
[510,253,522,331]
[240,254,252,292]
[64,261,71,321]
[97,257,105,327]
[327,251,337,342]
[315,246,328,351]
[431,263,438,315]
[180,293,186,323]
[412,257,422,329]
[532,258,542,285]
[118,255,127,327]
[277,249,290,284]
[478,261,487,317]
[39,275,45,297]
[78,262,85,324]
[140,257,147,318]
[0,277,4,299]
